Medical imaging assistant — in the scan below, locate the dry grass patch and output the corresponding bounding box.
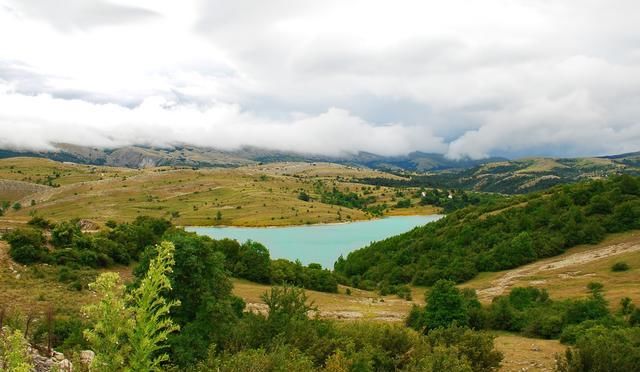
[495,333,565,372]
[232,279,416,321]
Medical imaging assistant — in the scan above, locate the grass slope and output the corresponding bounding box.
[0,158,439,227]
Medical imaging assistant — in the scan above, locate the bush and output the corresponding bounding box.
[611,261,630,272]
[426,325,503,372]
[4,228,49,264]
[557,326,640,372]
[298,191,310,202]
[27,216,52,229]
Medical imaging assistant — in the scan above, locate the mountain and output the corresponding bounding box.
[0,144,255,168]
[0,144,504,171]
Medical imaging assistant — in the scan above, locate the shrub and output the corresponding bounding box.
[557,326,640,372]
[27,216,52,229]
[611,261,630,272]
[0,328,34,371]
[298,191,310,202]
[426,325,503,372]
[4,228,49,264]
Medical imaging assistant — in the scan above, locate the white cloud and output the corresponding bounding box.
[1,0,640,158]
[0,84,446,156]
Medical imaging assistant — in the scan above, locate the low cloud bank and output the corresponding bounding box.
[0,85,446,157]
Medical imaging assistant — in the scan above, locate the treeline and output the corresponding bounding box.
[408,280,640,371]
[335,175,640,288]
[3,216,338,293]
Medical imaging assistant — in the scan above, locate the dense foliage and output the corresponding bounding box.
[4,216,171,267]
[557,326,640,372]
[3,217,339,293]
[335,175,640,288]
[130,240,501,371]
[191,285,502,372]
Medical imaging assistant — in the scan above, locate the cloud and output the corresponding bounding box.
[9,0,158,31]
[0,84,446,156]
[1,1,640,158]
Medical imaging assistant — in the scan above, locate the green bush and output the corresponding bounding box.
[557,326,640,372]
[426,325,503,372]
[611,261,630,272]
[4,228,49,264]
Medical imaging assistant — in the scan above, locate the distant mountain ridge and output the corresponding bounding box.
[0,144,504,171]
[357,155,640,194]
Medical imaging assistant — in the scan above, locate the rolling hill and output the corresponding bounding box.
[358,155,640,194]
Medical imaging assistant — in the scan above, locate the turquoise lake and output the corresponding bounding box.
[187,215,442,269]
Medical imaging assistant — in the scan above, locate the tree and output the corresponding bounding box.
[136,230,243,366]
[237,240,271,283]
[423,280,469,331]
[262,285,315,323]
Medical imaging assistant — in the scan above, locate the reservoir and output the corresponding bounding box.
[187,215,442,269]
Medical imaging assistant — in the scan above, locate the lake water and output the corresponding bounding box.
[186,215,442,269]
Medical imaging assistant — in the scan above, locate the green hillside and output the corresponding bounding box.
[335,175,640,289]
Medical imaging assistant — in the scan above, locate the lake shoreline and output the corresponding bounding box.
[181,212,444,229]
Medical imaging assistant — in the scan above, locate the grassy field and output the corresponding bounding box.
[0,158,439,228]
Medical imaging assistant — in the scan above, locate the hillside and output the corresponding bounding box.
[358,155,640,194]
[0,158,441,227]
[336,175,640,289]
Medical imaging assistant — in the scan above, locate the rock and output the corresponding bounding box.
[80,350,95,365]
[53,351,65,361]
[58,359,73,371]
[531,343,541,351]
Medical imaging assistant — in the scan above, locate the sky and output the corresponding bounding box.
[1,0,639,159]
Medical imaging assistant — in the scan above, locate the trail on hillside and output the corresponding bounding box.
[476,238,640,301]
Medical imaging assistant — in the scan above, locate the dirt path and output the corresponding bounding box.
[477,238,640,301]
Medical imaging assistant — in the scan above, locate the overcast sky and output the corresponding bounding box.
[1,0,639,159]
